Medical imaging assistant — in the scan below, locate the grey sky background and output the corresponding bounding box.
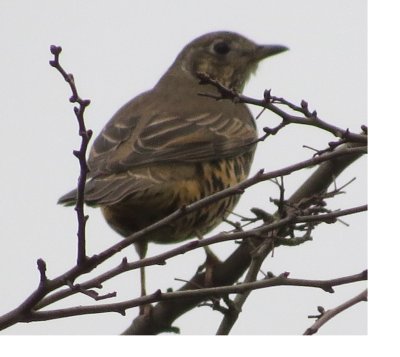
[0,0,368,338]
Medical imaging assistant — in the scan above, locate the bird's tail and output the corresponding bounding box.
[57,188,78,206]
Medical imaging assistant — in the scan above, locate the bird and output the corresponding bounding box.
[58,31,288,308]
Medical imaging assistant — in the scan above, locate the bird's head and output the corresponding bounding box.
[173,31,288,91]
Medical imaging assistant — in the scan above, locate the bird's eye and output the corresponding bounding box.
[212,41,231,55]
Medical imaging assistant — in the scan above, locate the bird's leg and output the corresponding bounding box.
[139,258,147,298]
[135,241,152,315]
[195,231,221,286]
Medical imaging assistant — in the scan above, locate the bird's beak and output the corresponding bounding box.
[254,44,289,61]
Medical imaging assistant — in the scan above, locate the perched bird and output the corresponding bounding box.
[58,31,287,303]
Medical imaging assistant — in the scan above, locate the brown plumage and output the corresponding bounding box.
[58,31,288,298]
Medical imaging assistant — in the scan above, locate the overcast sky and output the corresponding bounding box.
[0,0,368,341]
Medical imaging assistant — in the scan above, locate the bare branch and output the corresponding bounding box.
[20,271,367,322]
[304,288,368,335]
[49,45,92,265]
[35,203,366,311]
[197,72,367,145]
[123,143,366,334]
[0,51,367,334]
[0,136,365,332]
[216,236,273,334]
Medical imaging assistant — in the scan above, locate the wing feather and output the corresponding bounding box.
[87,91,257,178]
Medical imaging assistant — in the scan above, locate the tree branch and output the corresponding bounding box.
[49,45,92,265]
[303,288,368,335]
[20,271,367,322]
[0,137,365,332]
[0,56,367,334]
[197,72,367,145]
[122,146,366,334]
[35,204,366,310]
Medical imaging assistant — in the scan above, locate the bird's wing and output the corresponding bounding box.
[87,94,257,178]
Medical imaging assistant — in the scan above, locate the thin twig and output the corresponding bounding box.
[0,142,364,331]
[49,45,92,266]
[124,142,366,334]
[0,59,368,333]
[35,204,366,310]
[197,72,367,145]
[303,288,368,335]
[21,271,367,322]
